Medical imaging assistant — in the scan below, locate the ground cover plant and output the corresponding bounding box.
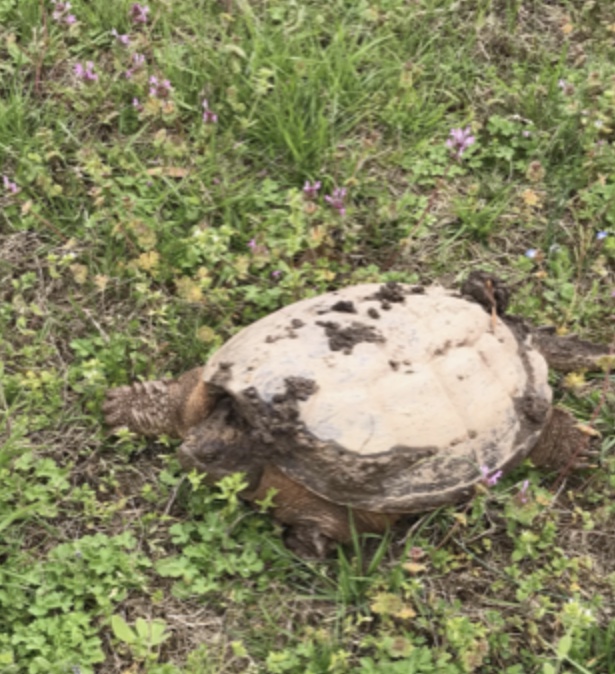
[0,0,614,672]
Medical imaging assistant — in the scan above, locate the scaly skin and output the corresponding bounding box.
[103,366,211,438]
[105,371,398,557]
[242,464,399,558]
[527,407,595,470]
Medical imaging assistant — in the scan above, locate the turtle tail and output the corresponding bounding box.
[529,328,613,373]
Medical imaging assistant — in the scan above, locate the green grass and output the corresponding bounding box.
[1,0,614,672]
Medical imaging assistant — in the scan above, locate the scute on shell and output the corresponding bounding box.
[201,284,552,512]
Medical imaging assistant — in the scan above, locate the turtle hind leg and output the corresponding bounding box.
[528,407,597,470]
[103,366,211,439]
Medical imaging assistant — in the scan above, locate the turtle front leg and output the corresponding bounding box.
[246,465,398,558]
[103,367,213,439]
[528,407,597,470]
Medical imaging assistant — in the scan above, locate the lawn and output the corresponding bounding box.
[1,0,614,672]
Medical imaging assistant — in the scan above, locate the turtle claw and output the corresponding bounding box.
[571,462,599,471]
[568,447,600,471]
[574,423,601,439]
[102,386,135,431]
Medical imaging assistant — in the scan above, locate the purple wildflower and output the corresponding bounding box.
[132,97,142,111]
[408,546,425,561]
[247,239,257,250]
[517,479,530,504]
[271,270,282,279]
[596,231,608,241]
[111,28,130,46]
[51,1,76,24]
[446,126,476,159]
[149,76,172,98]
[303,180,321,199]
[202,99,218,124]
[3,175,20,195]
[130,3,150,24]
[522,130,531,138]
[125,52,145,79]
[74,62,98,82]
[480,465,503,488]
[558,79,574,95]
[525,248,538,259]
[325,187,347,216]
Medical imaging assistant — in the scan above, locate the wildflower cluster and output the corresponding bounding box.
[202,100,218,124]
[480,465,502,488]
[55,1,220,126]
[51,0,76,25]
[301,181,348,215]
[303,181,321,200]
[3,175,20,195]
[516,479,530,504]
[325,188,347,216]
[74,61,98,83]
[129,2,150,24]
[446,126,475,160]
[111,29,130,46]
[149,76,172,99]
[124,53,146,80]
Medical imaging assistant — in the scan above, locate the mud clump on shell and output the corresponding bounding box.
[315,320,385,354]
[240,377,319,446]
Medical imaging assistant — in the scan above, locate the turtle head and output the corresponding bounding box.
[177,395,264,489]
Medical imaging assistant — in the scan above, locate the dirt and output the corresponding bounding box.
[265,318,305,343]
[210,360,234,386]
[368,281,425,311]
[329,300,357,314]
[280,376,319,401]
[461,271,510,315]
[230,377,320,449]
[371,281,407,304]
[315,320,385,354]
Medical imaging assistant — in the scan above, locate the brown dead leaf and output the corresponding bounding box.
[146,167,189,178]
[402,562,427,574]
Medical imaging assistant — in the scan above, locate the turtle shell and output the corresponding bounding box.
[202,283,552,513]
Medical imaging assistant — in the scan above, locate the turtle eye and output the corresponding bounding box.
[198,444,221,462]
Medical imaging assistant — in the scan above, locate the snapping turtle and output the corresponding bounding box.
[103,274,611,556]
